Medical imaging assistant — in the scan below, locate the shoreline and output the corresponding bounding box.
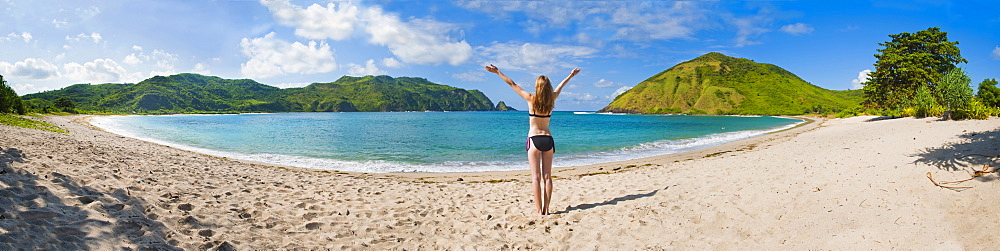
[2,114,997,249]
[81,114,813,182]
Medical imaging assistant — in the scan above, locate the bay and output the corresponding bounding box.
[90,112,801,173]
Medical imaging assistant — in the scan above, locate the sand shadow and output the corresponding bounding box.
[556,185,673,214]
[0,147,181,250]
[864,116,903,122]
[912,128,1000,180]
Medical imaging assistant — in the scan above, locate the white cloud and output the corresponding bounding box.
[456,1,705,42]
[191,63,211,75]
[150,49,177,71]
[66,33,102,43]
[363,7,472,65]
[451,71,485,82]
[132,45,143,51]
[732,16,769,47]
[347,59,386,76]
[594,78,621,88]
[76,6,101,19]
[123,53,142,65]
[382,57,402,68]
[609,1,702,41]
[271,82,312,89]
[12,83,50,95]
[240,32,337,79]
[52,19,68,28]
[559,91,599,104]
[610,85,633,99]
[993,46,1000,60]
[63,58,127,83]
[4,32,32,43]
[780,23,814,35]
[261,0,359,40]
[0,58,60,79]
[851,69,872,89]
[261,0,472,66]
[477,42,597,74]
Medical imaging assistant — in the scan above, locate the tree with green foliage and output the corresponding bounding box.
[911,85,938,117]
[864,27,967,110]
[976,78,1000,108]
[0,74,27,115]
[54,97,76,110]
[936,68,973,120]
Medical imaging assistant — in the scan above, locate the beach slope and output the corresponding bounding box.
[0,115,997,249]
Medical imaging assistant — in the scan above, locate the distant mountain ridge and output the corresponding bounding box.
[599,52,862,115]
[23,73,512,113]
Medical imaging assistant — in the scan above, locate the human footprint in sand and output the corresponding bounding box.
[486,64,580,215]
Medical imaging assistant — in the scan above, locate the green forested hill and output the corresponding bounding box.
[22,73,504,113]
[599,52,862,115]
[283,75,496,112]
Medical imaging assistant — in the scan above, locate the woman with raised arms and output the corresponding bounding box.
[485,64,580,216]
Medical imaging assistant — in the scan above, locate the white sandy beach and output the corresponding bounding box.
[0,115,998,250]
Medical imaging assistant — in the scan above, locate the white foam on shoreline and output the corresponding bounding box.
[90,115,802,173]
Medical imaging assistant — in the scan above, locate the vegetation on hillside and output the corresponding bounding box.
[598,52,862,115]
[22,74,507,114]
[1,74,26,115]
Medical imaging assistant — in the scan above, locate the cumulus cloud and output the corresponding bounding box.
[732,16,770,47]
[0,58,60,79]
[456,1,704,42]
[609,1,703,41]
[12,83,49,95]
[851,69,872,90]
[270,82,312,89]
[780,23,814,35]
[993,46,1000,60]
[561,91,598,101]
[363,8,472,65]
[261,0,359,40]
[451,71,485,82]
[52,19,68,28]
[347,59,386,76]
[123,53,142,65]
[382,57,402,68]
[191,63,211,75]
[477,42,597,74]
[261,0,473,66]
[558,91,604,106]
[240,32,337,79]
[4,32,33,43]
[63,58,127,83]
[610,85,633,99]
[593,79,621,88]
[66,33,102,43]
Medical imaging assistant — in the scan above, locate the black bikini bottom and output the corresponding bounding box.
[526,135,555,152]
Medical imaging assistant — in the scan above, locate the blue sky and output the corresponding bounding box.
[1,0,998,111]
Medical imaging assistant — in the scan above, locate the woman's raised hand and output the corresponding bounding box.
[570,68,581,76]
[485,64,500,74]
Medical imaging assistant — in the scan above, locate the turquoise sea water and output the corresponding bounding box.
[90,112,801,173]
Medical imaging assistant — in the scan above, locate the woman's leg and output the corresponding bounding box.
[540,150,554,215]
[527,147,543,216]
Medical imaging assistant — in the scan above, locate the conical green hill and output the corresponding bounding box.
[598,52,861,115]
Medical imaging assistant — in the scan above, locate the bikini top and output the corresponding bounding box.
[528,113,551,118]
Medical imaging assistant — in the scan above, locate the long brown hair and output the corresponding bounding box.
[532,75,554,115]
